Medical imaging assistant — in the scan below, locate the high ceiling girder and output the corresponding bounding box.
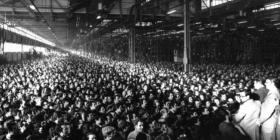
[1,0,280,48]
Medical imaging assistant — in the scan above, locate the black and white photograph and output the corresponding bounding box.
[0,0,280,140]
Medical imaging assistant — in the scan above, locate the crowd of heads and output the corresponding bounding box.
[0,55,280,140]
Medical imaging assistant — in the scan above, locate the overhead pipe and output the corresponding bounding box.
[19,0,37,18]
[53,0,65,10]
[0,0,13,6]
[12,0,16,15]
[119,0,123,18]
[27,0,58,42]
[50,0,54,21]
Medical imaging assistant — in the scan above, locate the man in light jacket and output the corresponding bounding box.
[234,91,261,140]
[257,78,280,140]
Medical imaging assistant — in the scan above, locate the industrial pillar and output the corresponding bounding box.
[21,37,23,60]
[129,27,136,63]
[0,25,5,55]
[183,0,191,73]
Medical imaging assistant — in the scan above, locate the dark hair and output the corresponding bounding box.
[214,107,229,124]
[228,102,240,114]
[266,77,280,90]
[133,118,143,126]
[254,77,265,85]
[136,132,147,140]
[87,132,96,136]
[274,79,280,89]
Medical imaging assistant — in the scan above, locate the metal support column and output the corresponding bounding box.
[0,25,4,55]
[21,37,23,60]
[99,36,101,55]
[50,0,54,21]
[183,0,191,73]
[129,28,136,63]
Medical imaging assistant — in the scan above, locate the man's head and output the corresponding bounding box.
[60,123,71,137]
[237,91,250,103]
[254,79,264,90]
[102,126,115,140]
[134,119,144,132]
[265,78,278,90]
[87,132,97,140]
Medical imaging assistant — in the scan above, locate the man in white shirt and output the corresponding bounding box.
[258,78,280,140]
[234,91,261,140]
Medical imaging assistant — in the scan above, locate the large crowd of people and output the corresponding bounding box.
[0,55,279,140]
[80,29,280,65]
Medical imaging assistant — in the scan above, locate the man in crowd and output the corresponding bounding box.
[258,78,280,140]
[127,119,150,140]
[233,91,261,140]
[253,79,268,103]
[0,55,279,140]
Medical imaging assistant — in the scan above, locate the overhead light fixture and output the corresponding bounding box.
[135,22,140,26]
[176,30,184,34]
[265,1,280,10]
[258,29,264,32]
[238,20,247,24]
[98,2,102,10]
[252,9,258,13]
[177,24,184,27]
[167,9,176,14]
[0,22,55,46]
[48,27,51,30]
[97,15,101,19]
[277,28,280,30]
[102,19,111,23]
[215,30,221,33]
[271,19,277,22]
[29,5,36,11]
[195,22,201,25]
[199,28,205,31]
[273,22,280,26]
[247,26,256,29]
[146,22,152,26]
[211,24,218,28]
